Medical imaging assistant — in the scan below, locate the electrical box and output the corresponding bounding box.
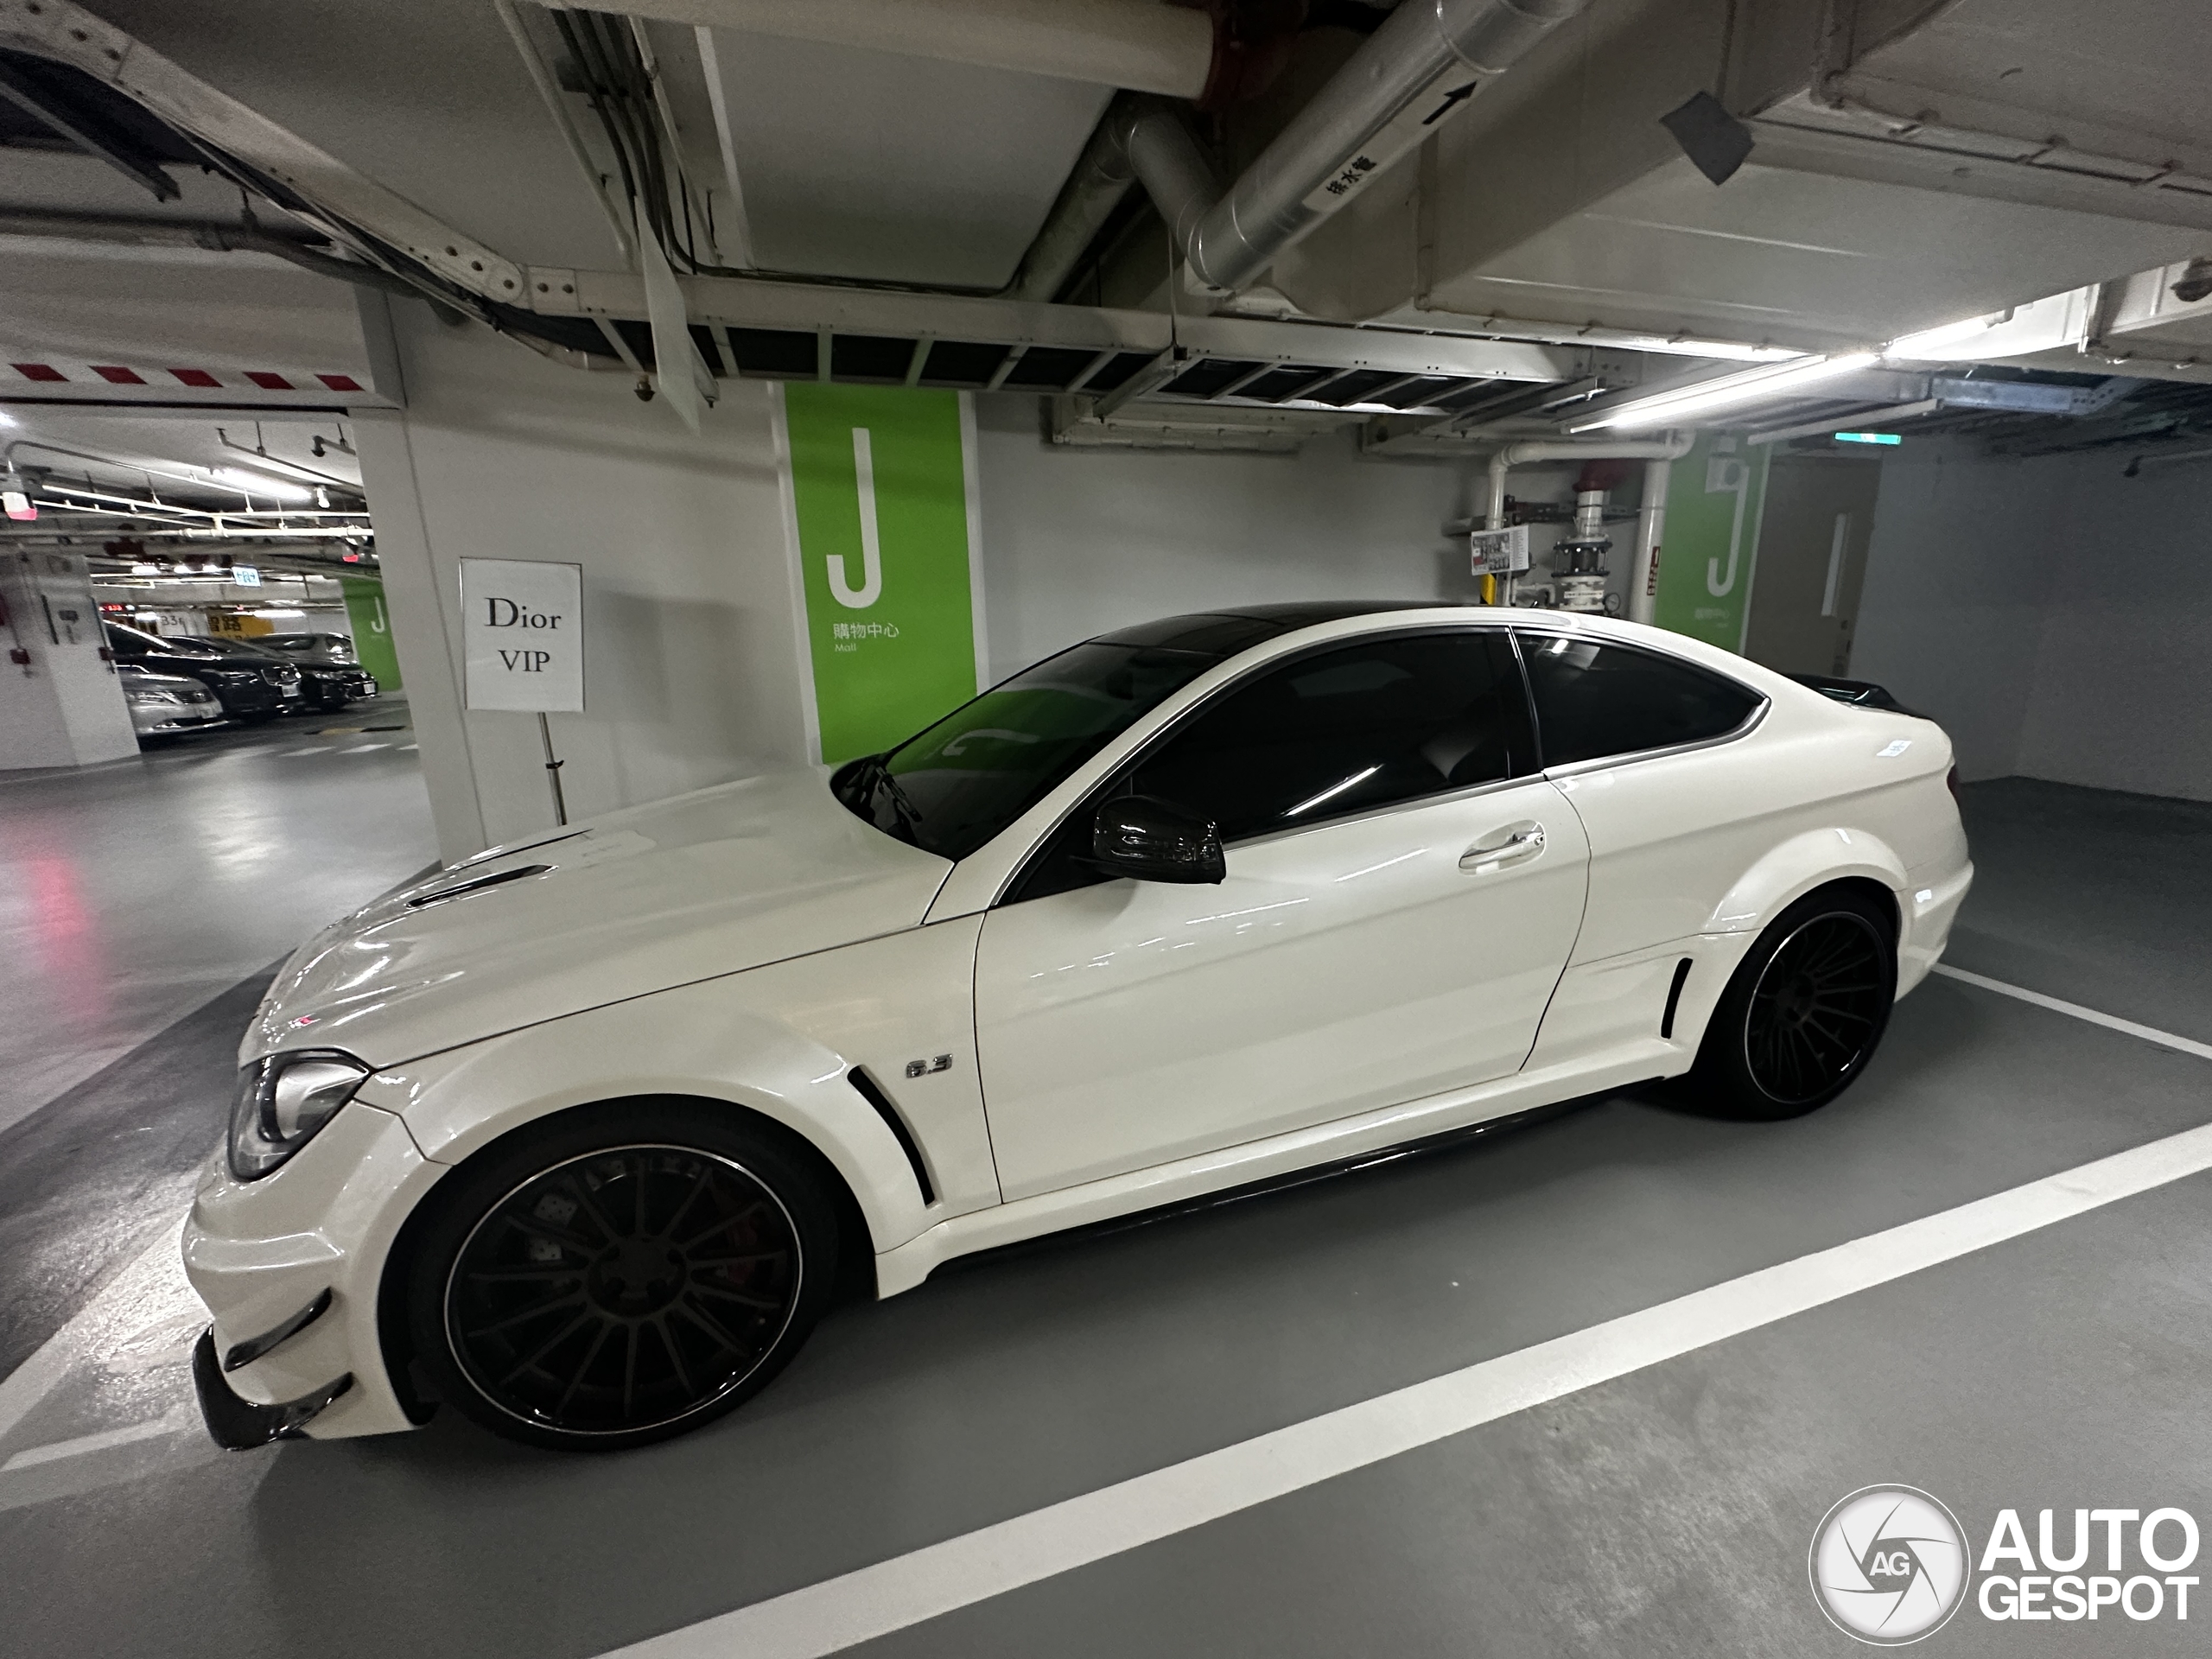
[1469,524,1530,576]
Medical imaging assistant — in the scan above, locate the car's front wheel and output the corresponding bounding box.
[1691,885,1897,1119]
[406,1102,839,1451]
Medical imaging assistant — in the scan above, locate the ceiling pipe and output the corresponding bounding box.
[594,0,1217,98]
[1484,435,1692,626]
[1115,0,1590,296]
[1001,109,1139,302]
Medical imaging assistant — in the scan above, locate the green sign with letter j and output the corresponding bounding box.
[1651,431,1770,654]
[784,384,982,765]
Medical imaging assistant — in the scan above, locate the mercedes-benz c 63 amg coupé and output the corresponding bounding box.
[185,603,1972,1451]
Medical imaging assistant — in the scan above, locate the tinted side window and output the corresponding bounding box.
[1005,631,1533,905]
[1130,632,1534,842]
[1517,634,1760,767]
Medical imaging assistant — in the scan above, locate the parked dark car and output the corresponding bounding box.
[101,622,304,721]
[255,632,382,710]
[255,631,358,666]
[195,634,376,712]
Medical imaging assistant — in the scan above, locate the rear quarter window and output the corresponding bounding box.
[1517,633,1761,768]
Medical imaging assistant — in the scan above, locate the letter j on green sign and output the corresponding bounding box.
[784,384,983,765]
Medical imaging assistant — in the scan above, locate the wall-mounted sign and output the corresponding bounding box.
[1469,524,1530,576]
[232,564,261,586]
[782,384,984,765]
[1651,431,1770,653]
[341,575,401,690]
[461,556,583,713]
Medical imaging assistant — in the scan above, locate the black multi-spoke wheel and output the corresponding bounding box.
[407,1104,838,1450]
[1694,887,1897,1119]
[1744,913,1888,1104]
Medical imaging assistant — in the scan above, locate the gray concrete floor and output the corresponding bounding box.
[0,696,434,1135]
[0,778,2205,1657]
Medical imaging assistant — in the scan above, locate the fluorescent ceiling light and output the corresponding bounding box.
[1678,341,1807,363]
[1884,311,2007,359]
[1568,352,1881,432]
[211,467,314,502]
[1834,431,1903,445]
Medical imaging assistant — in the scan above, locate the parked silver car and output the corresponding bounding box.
[118,662,228,743]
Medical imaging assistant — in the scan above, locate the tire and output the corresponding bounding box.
[1690,886,1898,1120]
[406,1101,839,1452]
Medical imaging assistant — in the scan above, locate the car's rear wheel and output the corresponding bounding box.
[407,1102,838,1451]
[1692,886,1897,1119]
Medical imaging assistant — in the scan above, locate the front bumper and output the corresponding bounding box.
[181,1098,444,1440]
[134,711,228,735]
[191,1327,353,1448]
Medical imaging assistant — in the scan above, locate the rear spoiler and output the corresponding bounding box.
[1787,674,1923,717]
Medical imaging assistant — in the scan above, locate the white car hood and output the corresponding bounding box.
[247,764,951,1066]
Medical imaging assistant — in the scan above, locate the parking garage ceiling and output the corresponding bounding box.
[0,0,2209,461]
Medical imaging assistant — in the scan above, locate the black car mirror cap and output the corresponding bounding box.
[1091,795,1226,885]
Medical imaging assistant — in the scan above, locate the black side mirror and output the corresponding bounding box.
[1091,795,1225,885]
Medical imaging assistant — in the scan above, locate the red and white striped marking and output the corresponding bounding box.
[3,359,365,393]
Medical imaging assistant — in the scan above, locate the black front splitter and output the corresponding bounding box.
[190,1329,353,1449]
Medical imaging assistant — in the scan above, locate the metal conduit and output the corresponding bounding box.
[1116,0,1590,295]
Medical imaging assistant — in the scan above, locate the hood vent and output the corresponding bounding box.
[405,864,553,911]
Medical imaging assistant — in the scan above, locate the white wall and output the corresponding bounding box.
[2014,454,2212,800]
[366,344,1497,862]
[358,302,809,864]
[970,397,1491,683]
[1853,443,2212,802]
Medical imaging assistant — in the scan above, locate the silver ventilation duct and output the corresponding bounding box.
[1116,0,1591,296]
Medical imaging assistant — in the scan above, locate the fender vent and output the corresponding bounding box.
[1661,957,1694,1039]
[405,864,551,910]
[848,1067,936,1205]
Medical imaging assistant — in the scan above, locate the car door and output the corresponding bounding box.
[972,627,1590,1201]
[1515,630,1774,967]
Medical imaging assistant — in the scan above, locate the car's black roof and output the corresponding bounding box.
[1094,601,1468,658]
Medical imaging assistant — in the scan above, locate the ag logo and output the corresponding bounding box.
[1810,1485,1969,1644]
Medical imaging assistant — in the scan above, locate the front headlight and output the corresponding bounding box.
[125,688,181,706]
[228,1050,371,1180]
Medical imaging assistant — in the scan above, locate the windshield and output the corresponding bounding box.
[126,628,222,658]
[834,641,1217,859]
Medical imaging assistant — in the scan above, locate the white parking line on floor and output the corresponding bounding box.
[601,1118,2212,1659]
[0,1217,196,1446]
[339,743,387,753]
[1933,964,2212,1061]
[1,1408,194,1472]
[397,742,418,751]
[281,747,332,757]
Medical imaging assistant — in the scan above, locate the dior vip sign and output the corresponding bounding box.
[462,557,584,711]
[461,556,583,823]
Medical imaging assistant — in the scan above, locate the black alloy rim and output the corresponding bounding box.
[1743,912,1888,1104]
[446,1145,802,1436]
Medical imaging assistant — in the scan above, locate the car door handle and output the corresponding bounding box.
[1459,822,1545,873]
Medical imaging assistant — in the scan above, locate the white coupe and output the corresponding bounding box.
[184,603,1972,1450]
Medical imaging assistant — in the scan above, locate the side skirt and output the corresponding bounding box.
[874,1039,1687,1297]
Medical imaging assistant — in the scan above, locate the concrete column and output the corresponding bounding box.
[354,305,810,863]
[0,550,138,770]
